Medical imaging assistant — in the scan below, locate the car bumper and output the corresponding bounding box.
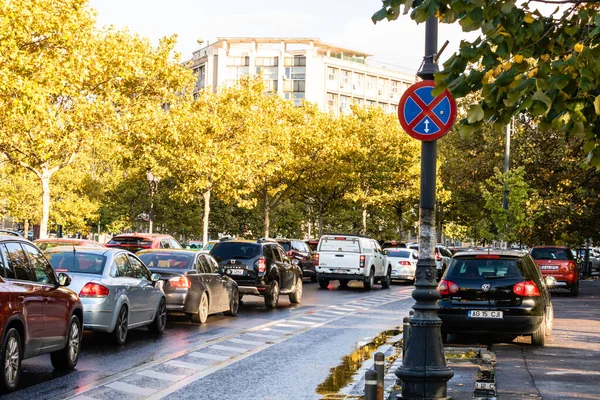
[317,273,368,282]
[81,299,116,333]
[439,309,543,335]
[541,271,577,285]
[238,283,272,296]
[391,274,415,281]
[164,290,200,314]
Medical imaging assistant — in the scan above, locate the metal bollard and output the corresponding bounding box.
[374,352,385,400]
[402,316,411,355]
[364,369,378,400]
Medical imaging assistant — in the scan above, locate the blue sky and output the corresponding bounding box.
[89,0,474,73]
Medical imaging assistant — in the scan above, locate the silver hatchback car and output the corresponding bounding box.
[46,247,167,344]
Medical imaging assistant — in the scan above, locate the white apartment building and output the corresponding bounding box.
[189,37,415,114]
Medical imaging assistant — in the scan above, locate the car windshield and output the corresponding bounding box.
[388,250,411,258]
[447,258,525,279]
[531,248,573,261]
[138,253,194,270]
[279,242,291,251]
[48,252,107,275]
[319,237,361,253]
[210,242,260,261]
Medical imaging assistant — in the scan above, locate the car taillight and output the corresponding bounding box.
[314,253,319,267]
[513,280,540,297]
[435,251,442,261]
[438,279,458,295]
[79,283,109,297]
[359,255,366,268]
[398,261,411,266]
[169,276,191,289]
[257,257,266,273]
[568,261,577,271]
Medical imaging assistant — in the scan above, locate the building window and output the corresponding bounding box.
[378,78,386,95]
[366,99,375,107]
[379,102,387,111]
[340,95,350,112]
[341,70,350,85]
[367,75,375,90]
[284,67,306,80]
[391,80,399,94]
[229,56,250,66]
[354,73,364,89]
[256,66,278,79]
[391,104,398,113]
[228,66,249,79]
[327,67,338,81]
[256,57,278,67]
[327,93,338,109]
[285,56,306,67]
[283,80,305,92]
[264,80,278,92]
[354,98,364,106]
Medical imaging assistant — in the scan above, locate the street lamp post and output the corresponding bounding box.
[147,169,159,234]
[395,15,454,398]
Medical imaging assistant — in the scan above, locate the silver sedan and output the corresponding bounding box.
[385,248,419,283]
[46,247,167,344]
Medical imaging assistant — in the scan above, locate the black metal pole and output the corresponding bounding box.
[395,15,454,399]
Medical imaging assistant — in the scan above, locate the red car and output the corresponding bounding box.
[34,238,104,251]
[106,233,182,253]
[530,246,579,296]
[0,235,83,392]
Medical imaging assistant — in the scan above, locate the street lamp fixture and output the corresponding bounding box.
[146,168,160,234]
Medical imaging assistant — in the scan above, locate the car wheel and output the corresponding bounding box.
[51,315,81,369]
[570,280,580,297]
[364,268,375,290]
[148,297,167,333]
[224,286,239,316]
[381,267,392,289]
[531,316,546,346]
[0,328,22,392]
[191,292,209,324]
[289,277,303,304]
[318,279,330,289]
[310,274,318,283]
[265,280,280,309]
[111,306,129,345]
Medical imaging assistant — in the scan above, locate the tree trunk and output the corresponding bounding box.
[24,220,29,239]
[263,187,270,238]
[39,169,52,239]
[395,203,403,240]
[361,202,367,236]
[318,204,324,237]
[202,190,211,245]
[306,203,312,239]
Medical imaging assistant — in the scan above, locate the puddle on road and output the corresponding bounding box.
[316,328,401,396]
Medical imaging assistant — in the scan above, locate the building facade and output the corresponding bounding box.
[189,37,415,114]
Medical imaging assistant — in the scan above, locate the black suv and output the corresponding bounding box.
[438,251,554,346]
[276,239,316,282]
[209,239,303,308]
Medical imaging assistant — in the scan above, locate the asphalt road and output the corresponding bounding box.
[7,280,415,400]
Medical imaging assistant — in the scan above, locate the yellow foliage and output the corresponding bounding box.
[514,54,524,64]
[524,14,535,24]
[574,43,584,53]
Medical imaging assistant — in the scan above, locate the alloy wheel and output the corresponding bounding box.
[117,308,128,343]
[68,322,80,363]
[158,300,167,330]
[4,336,19,387]
[200,294,209,323]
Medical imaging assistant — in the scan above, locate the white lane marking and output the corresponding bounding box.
[331,307,361,312]
[298,316,328,322]
[188,352,229,362]
[165,360,209,371]
[260,328,294,334]
[210,344,248,353]
[285,320,315,325]
[335,304,363,309]
[106,382,157,396]
[137,370,186,382]
[70,396,98,400]
[244,332,279,339]
[228,338,261,346]
[317,310,347,315]
[274,323,305,328]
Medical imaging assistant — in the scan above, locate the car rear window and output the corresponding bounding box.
[278,242,291,251]
[447,258,525,279]
[388,250,411,258]
[48,252,106,275]
[319,237,361,253]
[530,248,573,261]
[138,253,194,270]
[108,237,152,246]
[210,242,260,261]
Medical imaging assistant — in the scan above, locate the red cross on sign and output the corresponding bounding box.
[397,81,457,141]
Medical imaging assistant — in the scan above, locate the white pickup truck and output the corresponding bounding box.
[315,235,389,290]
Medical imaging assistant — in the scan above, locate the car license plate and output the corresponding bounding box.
[229,269,244,275]
[468,310,503,319]
[540,265,559,270]
[475,382,496,390]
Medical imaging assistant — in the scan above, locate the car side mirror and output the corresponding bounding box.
[57,272,71,287]
[383,249,389,256]
[545,276,556,287]
[151,273,161,282]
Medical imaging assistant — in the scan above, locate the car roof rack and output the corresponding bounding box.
[257,238,277,243]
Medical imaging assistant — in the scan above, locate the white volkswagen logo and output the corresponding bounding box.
[481,283,491,292]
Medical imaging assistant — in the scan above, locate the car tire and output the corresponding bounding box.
[265,280,280,309]
[310,274,318,283]
[111,305,129,345]
[224,287,239,316]
[0,328,22,392]
[148,297,167,333]
[570,281,580,297]
[381,267,392,289]
[531,316,546,346]
[191,292,209,324]
[318,279,329,289]
[289,277,302,304]
[364,268,375,291]
[51,315,81,370]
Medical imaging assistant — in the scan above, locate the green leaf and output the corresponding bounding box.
[371,8,389,23]
[501,0,515,14]
[532,90,552,112]
[467,104,485,123]
[595,95,600,115]
[459,124,475,139]
[584,140,596,153]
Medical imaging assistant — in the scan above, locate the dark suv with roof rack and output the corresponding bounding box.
[209,239,303,308]
[275,238,316,282]
[438,251,554,346]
